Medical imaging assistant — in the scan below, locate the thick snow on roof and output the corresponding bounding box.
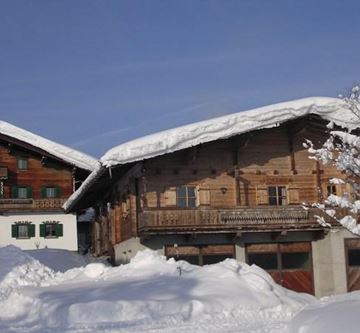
[64,96,358,211]
[100,97,357,167]
[0,120,98,171]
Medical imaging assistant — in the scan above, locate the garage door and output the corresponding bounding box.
[345,239,360,292]
[165,244,235,266]
[246,242,314,294]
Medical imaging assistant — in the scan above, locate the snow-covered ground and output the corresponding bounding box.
[0,246,359,333]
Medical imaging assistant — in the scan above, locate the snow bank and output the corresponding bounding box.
[0,120,98,171]
[25,248,91,272]
[289,292,360,333]
[0,248,315,332]
[0,245,55,300]
[64,96,357,211]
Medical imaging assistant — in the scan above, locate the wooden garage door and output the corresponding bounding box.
[165,244,235,266]
[246,242,314,294]
[345,239,360,292]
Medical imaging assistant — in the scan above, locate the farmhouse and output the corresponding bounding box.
[64,97,360,296]
[0,121,98,250]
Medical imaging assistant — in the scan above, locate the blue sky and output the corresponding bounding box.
[1,1,359,157]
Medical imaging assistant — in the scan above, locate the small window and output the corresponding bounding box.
[268,186,287,205]
[11,186,32,199]
[18,225,29,238]
[18,187,29,199]
[281,252,310,269]
[176,186,196,208]
[45,224,57,237]
[40,223,63,238]
[40,186,60,198]
[17,157,28,170]
[348,249,360,266]
[327,185,337,196]
[46,187,56,198]
[247,253,278,270]
[11,224,35,239]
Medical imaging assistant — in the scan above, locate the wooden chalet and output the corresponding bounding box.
[65,98,360,296]
[0,121,97,250]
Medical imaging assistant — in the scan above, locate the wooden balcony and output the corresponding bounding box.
[0,198,67,212]
[138,206,338,234]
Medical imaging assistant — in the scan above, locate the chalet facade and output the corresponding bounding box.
[64,97,360,296]
[0,121,97,250]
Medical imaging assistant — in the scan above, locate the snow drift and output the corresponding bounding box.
[2,247,360,333]
[0,247,315,333]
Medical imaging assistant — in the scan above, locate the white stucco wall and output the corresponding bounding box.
[0,212,78,250]
[312,228,358,297]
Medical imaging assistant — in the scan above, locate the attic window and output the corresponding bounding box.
[17,157,28,170]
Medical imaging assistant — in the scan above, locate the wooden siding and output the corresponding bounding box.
[92,117,350,258]
[0,138,77,212]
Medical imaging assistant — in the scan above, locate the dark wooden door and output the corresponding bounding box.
[246,242,314,294]
[345,239,360,291]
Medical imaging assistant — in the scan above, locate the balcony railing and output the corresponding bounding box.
[0,198,67,211]
[138,206,337,234]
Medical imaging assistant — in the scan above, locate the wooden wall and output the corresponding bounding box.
[138,123,344,210]
[0,141,74,200]
[94,117,348,256]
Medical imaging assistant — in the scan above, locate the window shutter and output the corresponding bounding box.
[164,187,177,207]
[40,186,46,198]
[11,186,18,199]
[197,185,210,206]
[29,224,35,237]
[27,186,33,198]
[11,225,18,238]
[288,186,300,204]
[56,224,63,237]
[55,186,61,198]
[40,224,45,237]
[256,186,268,205]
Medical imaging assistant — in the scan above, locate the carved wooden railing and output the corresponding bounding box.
[0,198,67,211]
[138,207,336,233]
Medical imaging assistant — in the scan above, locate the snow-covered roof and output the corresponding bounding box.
[0,121,98,171]
[64,96,359,211]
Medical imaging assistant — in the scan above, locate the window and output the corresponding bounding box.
[11,223,35,239]
[176,186,196,208]
[268,186,287,205]
[18,187,28,199]
[40,186,60,198]
[327,185,337,196]
[281,252,310,269]
[12,186,32,199]
[17,157,28,170]
[40,223,63,238]
[247,253,279,270]
[46,187,56,198]
[348,249,360,266]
